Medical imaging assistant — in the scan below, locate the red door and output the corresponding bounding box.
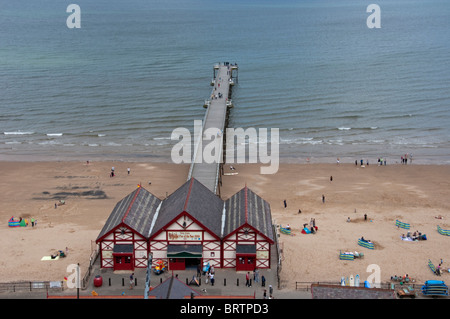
[169,258,185,271]
[236,255,255,271]
[113,254,134,271]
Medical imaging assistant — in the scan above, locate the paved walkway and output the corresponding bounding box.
[0,244,311,299]
[189,63,235,194]
[73,264,310,299]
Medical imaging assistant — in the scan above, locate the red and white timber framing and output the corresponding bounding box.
[222,224,272,269]
[149,212,221,268]
[99,224,148,269]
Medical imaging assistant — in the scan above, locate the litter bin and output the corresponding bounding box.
[94,275,103,287]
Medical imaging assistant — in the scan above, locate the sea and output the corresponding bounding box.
[1,0,449,164]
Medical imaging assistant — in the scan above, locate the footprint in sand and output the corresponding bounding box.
[137,164,156,170]
[296,178,325,196]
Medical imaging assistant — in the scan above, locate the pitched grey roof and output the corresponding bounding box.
[97,180,274,245]
[150,178,224,238]
[96,187,162,241]
[223,186,274,242]
[148,276,201,299]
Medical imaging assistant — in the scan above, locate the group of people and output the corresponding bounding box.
[196,263,215,286]
[51,247,68,259]
[390,274,412,282]
[401,230,426,241]
[263,285,274,299]
[11,216,37,227]
[401,153,412,164]
[355,159,370,166]
[110,166,131,178]
[211,92,224,99]
[377,158,387,166]
[245,269,267,290]
[435,260,447,276]
[205,266,215,286]
[302,218,318,234]
[347,213,368,223]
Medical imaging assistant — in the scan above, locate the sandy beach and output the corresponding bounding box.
[1,160,449,290]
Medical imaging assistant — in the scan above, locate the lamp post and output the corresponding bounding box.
[144,254,153,299]
[77,263,80,299]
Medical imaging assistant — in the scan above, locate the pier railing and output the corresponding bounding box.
[0,281,65,293]
[80,243,100,289]
[295,281,424,291]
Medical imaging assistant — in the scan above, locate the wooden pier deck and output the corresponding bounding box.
[187,63,238,195]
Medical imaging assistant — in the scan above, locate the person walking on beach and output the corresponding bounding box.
[283,200,287,208]
[322,195,325,203]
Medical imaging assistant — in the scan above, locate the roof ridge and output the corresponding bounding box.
[122,187,141,223]
[244,185,248,223]
[166,276,174,299]
[183,178,195,212]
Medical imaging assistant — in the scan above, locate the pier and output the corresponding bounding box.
[187,62,238,196]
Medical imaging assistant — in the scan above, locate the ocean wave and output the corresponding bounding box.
[46,133,63,137]
[335,127,378,132]
[4,131,35,135]
[153,137,172,140]
[104,142,122,147]
[281,138,323,145]
[327,139,344,146]
[38,140,61,145]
